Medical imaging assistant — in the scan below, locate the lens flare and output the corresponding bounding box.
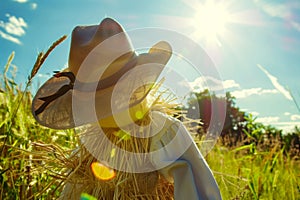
[91,162,116,181]
[80,193,97,200]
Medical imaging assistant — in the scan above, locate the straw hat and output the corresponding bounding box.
[32,18,172,129]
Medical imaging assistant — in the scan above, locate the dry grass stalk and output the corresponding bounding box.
[3,51,15,76]
[30,35,67,80]
[30,52,44,80]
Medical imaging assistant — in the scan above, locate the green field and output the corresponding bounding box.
[1,53,299,199]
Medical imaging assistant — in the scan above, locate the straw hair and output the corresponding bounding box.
[29,83,202,199]
[59,98,177,199]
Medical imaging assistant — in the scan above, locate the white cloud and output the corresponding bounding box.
[253,114,300,133]
[254,1,300,32]
[291,114,300,121]
[231,87,278,99]
[284,112,291,116]
[190,76,280,100]
[188,76,240,92]
[31,3,38,10]
[0,14,27,44]
[13,0,28,3]
[257,64,293,101]
[0,15,27,36]
[256,2,291,18]
[250,111,260,116]
[13,0,38,10]
[271,121,300,133]
[223,80,240,89]
[0,30,21,44]
[37,73,51,78]
[256,116,280,124]
[291,21,300,32]
[240,108,248,112]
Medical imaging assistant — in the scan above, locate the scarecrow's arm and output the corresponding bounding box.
[150,112,222,200]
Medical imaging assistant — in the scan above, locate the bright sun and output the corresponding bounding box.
[190,1,232,46]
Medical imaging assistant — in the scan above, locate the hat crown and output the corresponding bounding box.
[68,18,135,78]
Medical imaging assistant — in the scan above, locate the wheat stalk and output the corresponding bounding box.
[30,35,67,81]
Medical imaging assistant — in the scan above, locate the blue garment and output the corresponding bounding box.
[150,111,222,200]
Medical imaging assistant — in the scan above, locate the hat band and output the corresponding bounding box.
[35,55,138,116]
[74,54,138,92]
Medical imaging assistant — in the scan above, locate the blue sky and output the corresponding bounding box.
[1,0,300,132]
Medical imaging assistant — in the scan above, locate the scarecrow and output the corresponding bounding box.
[32,18,222,199]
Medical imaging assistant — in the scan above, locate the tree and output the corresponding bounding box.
[186,90,299,157]
[186,90,247,146]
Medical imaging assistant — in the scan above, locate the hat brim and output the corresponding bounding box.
[32,41,172,129]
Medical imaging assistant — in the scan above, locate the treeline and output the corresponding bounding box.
[186,89,300,158]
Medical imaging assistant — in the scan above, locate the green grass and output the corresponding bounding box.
[207,144,300,200]
[0,52,77,199]
[1,53,299,199]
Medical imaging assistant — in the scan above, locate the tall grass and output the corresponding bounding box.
[0,53,299,199]
[0,52,77,199]
[206,143,300,200]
